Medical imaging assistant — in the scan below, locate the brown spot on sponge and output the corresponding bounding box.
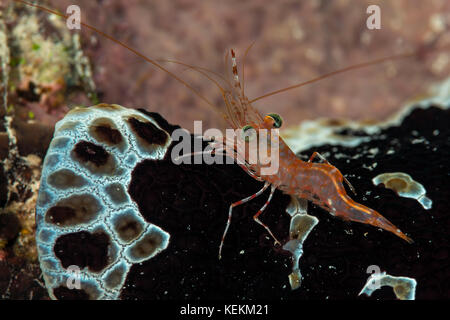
[103,263,127,289]
[53,230,111,273]
[71,141,117,174]
[52,281,103,300]
[45,194,102,227]
[105,183,128,205]
[58,121,80,132]
[53,286,90,300]
[127,116,169,147]
[72,141,109,166]
[112,212,144,243]
[47,169,88,189]
[126,228,167,262]
[89,118,124,147]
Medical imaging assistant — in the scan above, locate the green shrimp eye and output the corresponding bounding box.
[242,125,256,142]
[267,113,283,128]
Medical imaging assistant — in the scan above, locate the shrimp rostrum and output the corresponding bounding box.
[199,49,414,259]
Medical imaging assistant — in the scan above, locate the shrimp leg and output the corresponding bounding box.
[253,185,281,245]
[219,181,270,259]
[309,151,357,195]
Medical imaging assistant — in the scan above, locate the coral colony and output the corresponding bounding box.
[35,104,172,299]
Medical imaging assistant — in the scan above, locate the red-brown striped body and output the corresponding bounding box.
[222,51,413,245]
[251,135,413,243]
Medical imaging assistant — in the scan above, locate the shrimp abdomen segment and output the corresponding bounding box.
[287,163,413,243]
[332,193,413,243]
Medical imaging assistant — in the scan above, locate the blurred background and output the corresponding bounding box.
[12,0,450,130]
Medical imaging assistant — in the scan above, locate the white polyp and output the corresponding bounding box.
[283,197,319,290]
[372,172,433,210]
[359,271,417,300]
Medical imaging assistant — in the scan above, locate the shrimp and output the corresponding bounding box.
[207,49,414,259]
[159,49,415,258]
[16,0,427,259]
